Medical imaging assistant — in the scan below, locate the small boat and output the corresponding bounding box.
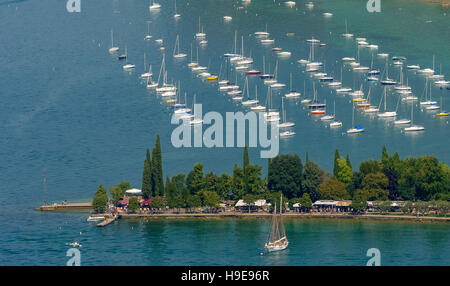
[245,70,261,75]
[407,65,420,70]
[404,125,424,132]
[149,1,161,10]
[67,241,82,248]
[108,29,119,53]
[330,121,342,128]
[377,53,389,58]
[323,12,333,17]
[394,119,411,125]
[278,97,295,128]
[280,131,295,137]
[272,47,282,52]
[277,51,291,58]
[347,105,364,134]
[285,73,301,98]
[173,35,187,59]
[173,0,181,18]
[87,216,104,222]
[342,19,353,38]
[223,16,232,21]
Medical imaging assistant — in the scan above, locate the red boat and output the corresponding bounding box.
[311,109,326,115]
[245,70,261,75]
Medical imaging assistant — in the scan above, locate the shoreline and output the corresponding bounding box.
[119,212,450,222]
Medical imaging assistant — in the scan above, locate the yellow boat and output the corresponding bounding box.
[353,98,366,102]
[436,112,449,117]
[287,33,295,36]
[166,99,176,104]
[207,76,218,81]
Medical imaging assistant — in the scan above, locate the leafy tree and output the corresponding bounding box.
[151,135,164,196]
[165,177,178,208]
[318,178,350,200]
[299,193,313,212]
[346,154,352,170]
[142,149,152,198]
[362,172,389,200]
[359,160,382,178]
[198,190,220,208]
[172,174,186,193]
[232,164,245,199]
[381,151,403,200]
[150,196,166,210]
[217,173,233,199]
[205,172,219,194]
[186,163,205,194]
[302,160,327,202]
[348,171,363,197]
[335,158,352,185]
[92,185,108,212]
[109,181,130,205]
[268,154,303,199]
[288,198,301,210]
[127,197,139,213]
[351,189,369,214]
[243,194,257,213]
[186,195,202,211]
[333,149,340,177]
[246,164,264,195]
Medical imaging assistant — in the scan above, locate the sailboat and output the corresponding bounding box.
[188,43,198,68]
[173,0,181,18]
[264,87,280,123]
[108,29,119,53]
[242,83,259,106]
[321,99,336,121]
[270,60,286,89]
[122,47,135,70]
[420,78,437,106]
[173,35,187,58]
[140,54,153,79]
[260,56,274,79]
[250,86,266,111]
[264,196,288,252]
[347,104,365,134]
[146,65,158,89]
[278,97,295,128]
[377,87,398,117]
[436,95,449,117]
[404,102,424,132]
[195,17,206,38]
[144,21,152,40]
[285,73,301,98]
[189,94,203,125]
[309,83,326,114]
[380,61,396,85]
[342,19,354,38]
[149,1,161,11]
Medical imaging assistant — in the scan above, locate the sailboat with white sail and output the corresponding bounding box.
[173,35,187,59]
[377,87,398,118]
[108,29,119,53]
[264,196,288,252]
[278,97,295,128]
[404,102,424,132]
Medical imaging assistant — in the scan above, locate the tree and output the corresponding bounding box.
[127,197,139,213]
[151,135,164,196]
[381,151,403,200]
[198,190,220,209]
[267,154,303,199]
[362,172,389,201]
[346,154,352,170]
[299,193,313,212]
[186,163,205,194]
[318,178,350,200]
[333,149,340,177]
[232,164,245,199]
[302,160,327,202]
[351,190,369,214]
[348,171,363,198]
[92,185,108,212]
[186,195,202,211]
[335,158,352,185]
[359,160,382,178]
[243,194,257,213]
[205,172,219,194]
[245,164,264,195]
[165,177,178,208]
[109,181,130,205]
[150,196,166,211]
[217,173,233,199]
[243,146,250,193]
[264,191,288,212]
[142,149,152,198]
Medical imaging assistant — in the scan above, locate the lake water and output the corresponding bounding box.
[0,0,448,265]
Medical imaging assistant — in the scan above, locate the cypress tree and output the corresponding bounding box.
[142,149,152,198]
[346,154,352,170]
[243,146,249,193]
[333,149,340,177]
[151,135,164,196]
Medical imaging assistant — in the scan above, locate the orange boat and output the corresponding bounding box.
[272,47,282,51]
[311,109,326,115]
[357,103,371,108]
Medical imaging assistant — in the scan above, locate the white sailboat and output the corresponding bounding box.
[122,47,135,70]
[278,97,295,128]
[173,35,187,59]
[140,54,153,79]
[108,29,119,53]
[195,17,206,38]
[377,87,398,118]
[149,1,161,11]
[146,65,158,89]
[144,21,152,40]
[250,86,266,111]
[404,102,424,132]
[285,73,301,98]
[264,196,288,252]
[347,104,365,134]
[342,19,354,38]
[173,0,181,18]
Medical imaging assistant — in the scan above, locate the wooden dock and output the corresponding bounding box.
[97,214,118,227]
[36,202,93,211]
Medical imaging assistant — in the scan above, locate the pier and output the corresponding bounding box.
[36,202,93,211]
[97,214,119,227]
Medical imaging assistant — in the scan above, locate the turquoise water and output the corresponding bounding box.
[0,0,449,265]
